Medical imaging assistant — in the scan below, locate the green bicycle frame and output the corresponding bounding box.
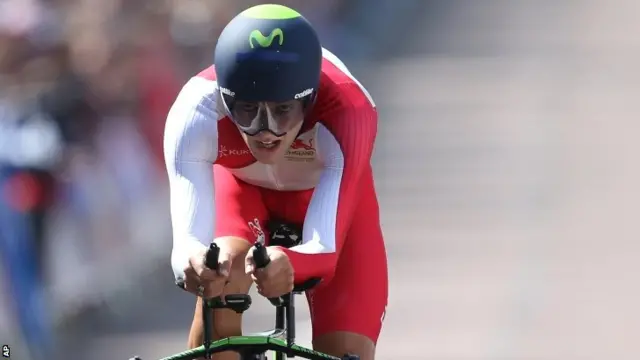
[158,335,341,360]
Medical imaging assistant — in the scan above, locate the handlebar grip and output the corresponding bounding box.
[175,243,219,291]
[205,243,220,270]
[253,243,271,268]
[253,243,281,306]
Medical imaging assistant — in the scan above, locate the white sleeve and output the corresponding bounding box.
[163,77,219,281]
[296,124,343,255]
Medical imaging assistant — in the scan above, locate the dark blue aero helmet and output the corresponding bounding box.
[214,4,322,110]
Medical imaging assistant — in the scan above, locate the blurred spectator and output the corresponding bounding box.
[133,11,183,168]
[0,33,62,359]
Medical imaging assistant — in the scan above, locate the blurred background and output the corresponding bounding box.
[1,0,639,359]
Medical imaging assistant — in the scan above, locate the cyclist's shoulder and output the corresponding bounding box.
[195,65,217,82]
[307,49,376,137]
[168,66,221,125]
[176,66,219,105]
[319,48,359,90]
[165,66,223,153]
[316,48,376,114]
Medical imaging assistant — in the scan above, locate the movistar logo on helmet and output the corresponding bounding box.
[249,28,284,48]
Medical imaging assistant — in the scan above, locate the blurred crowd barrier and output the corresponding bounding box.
[0,0,421,358]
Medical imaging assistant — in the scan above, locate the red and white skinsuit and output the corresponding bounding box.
[165,49,388,342]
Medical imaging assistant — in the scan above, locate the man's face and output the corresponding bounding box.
[236,100,305,164]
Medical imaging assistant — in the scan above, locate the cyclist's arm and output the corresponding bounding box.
[164,77,219,282]
[278,100,378,282]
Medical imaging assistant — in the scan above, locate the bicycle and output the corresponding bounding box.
[128,243,359,360]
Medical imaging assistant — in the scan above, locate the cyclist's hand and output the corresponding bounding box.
[245,247,294,298]
[182,247,232,299]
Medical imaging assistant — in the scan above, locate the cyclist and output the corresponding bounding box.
[164,4,388,360]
